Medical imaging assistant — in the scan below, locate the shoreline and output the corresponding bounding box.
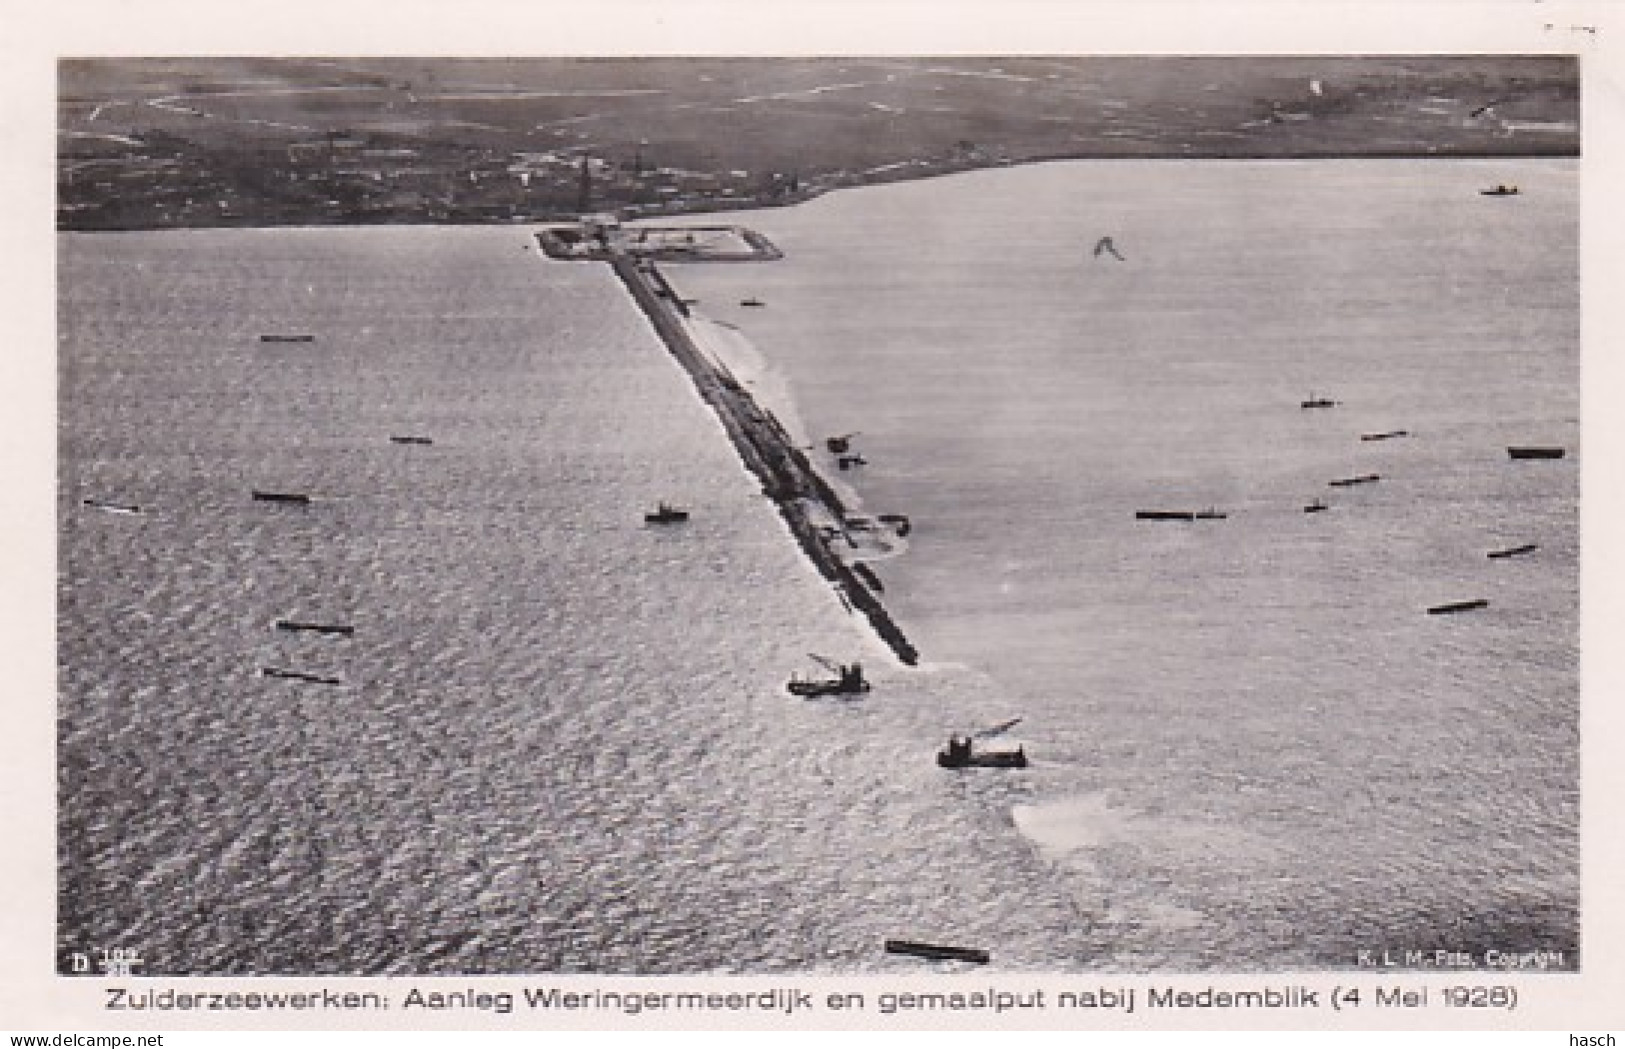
[57,151,1579,235]
[607,255,920,667]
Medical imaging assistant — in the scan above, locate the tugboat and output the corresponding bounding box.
[1427,598,1489,615]
[644,501,690,524]
[252,490,311,505]
[83,498,141,515]
[936,735,1027,769]
[261,666,342,685]
[787,655,870,697]
[885,939,991,964]
[275,620,356,637]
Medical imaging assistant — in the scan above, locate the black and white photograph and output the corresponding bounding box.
[8,1,1624,1036]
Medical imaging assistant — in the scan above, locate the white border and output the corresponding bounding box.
[5,1,1621,1034]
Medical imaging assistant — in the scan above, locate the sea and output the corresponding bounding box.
[57,157,1578,975]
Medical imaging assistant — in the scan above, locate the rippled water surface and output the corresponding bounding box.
[60,158,1577,974]
[668,158,1579,970]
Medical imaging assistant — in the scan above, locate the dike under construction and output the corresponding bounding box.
[605,252,919,666]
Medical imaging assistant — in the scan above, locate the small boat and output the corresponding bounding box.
[644,501,689,524]
[877,513,912,537]
[275,620,355,637]
[884,940,991,965]
[1329,474,1381,488]
[825,433,860,454]
[82,498,141,515]
[740,297,765,308]
[389,435,434,446]
[787,656,870,698]
[252,490,311,505]
[261,667,342,685]
[937,736,1028,769]
[788,677,870,698]
[1361,430,1410,442]
[1301,394,1339,409]
[1488,543,1539,560]
[1136,510,1195,521]
[259,334,315,343]
[837,454,867,470]
[1508,447,1565,460]
[1480,185,1520,197]
[1428,598,1489,615]
[1194,507,1228,520]
[1304,498,1328,514]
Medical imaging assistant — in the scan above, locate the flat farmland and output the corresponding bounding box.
[59,57,1577,230]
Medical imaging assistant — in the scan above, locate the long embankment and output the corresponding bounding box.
[611,255,920,666]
